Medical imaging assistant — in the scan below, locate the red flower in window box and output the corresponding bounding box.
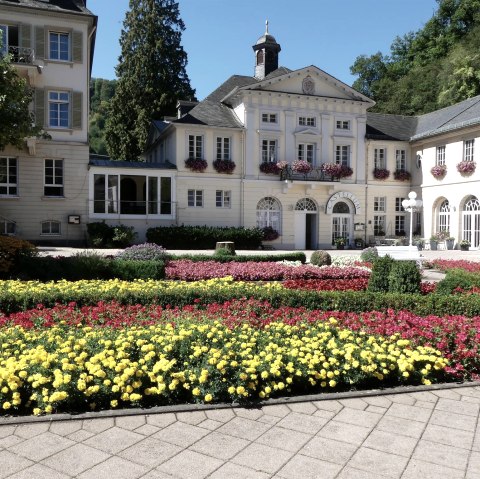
[291,160,312,174]
[456,161,476,175]
[431,164,447,179]
[213,159,236,174]
[259,162,280,174]
[339,165,353,178]
[373,168,390,180]
[185,158,208,172]
[393,169,411,181]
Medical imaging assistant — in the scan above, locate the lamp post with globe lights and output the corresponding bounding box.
[402,192,423,248]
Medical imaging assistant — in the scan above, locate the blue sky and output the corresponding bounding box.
[88,0,439,100]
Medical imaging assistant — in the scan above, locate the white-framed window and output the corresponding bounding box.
[374,148,386,169]
[396,197,406,212]
[395,216,406,235]
[216,190,231,208]
[436,145,446,166]
[374,196,386,212]
[335,145,350,166]
[41,220,61,235]
[299,116,316,127]
[216,137,230,161]
[44,159,64,197]
[188,134,203,159]
[256,197,281,232]
[438,200,450,233]
[0,220,15,235]
[395,149,406,170]
[297,143,315,164]
[49,31,70,61]
[188,189,203,207]
[261,113,277,123]
[464,139,475,162]
[261,139,277,163]
[374,215,386,235]
[0,157,18,196]
[336,120,350,130]
[48,91,70,128]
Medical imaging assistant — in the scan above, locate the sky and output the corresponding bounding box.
[88,0,439,100]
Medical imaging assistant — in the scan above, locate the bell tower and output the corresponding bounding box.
[253,21,281,80]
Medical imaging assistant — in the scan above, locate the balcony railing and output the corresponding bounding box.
[280,165,340,182]
[6,46,35,65]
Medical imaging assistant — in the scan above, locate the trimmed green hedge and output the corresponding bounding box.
[168,252,306,263]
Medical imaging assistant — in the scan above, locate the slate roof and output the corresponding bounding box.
[366,113,418,141]
[89,158,176,170]
[0,0,94,16]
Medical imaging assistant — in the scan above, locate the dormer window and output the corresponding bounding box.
[336,120,350,130]
[299,116,316,127]
[262,113,277,123]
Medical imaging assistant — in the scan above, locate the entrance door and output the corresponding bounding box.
[463,196,480,249]
[332,201,353,246]
[294,198,318,249]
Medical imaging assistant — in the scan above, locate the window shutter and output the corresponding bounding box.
[35,26,45,59]
[72,91,82,129]
[72,31,83,63]
[19,24,31,49]
[35,89,45,128]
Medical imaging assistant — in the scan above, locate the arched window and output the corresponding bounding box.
[462,196,480,248]
[41,220,61,235]
[438,200,450,233]
[256,197,281,232]
[333,201,350,214]
[295,198,317,211]
[256,50,264,65]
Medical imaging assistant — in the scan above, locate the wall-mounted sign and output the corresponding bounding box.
[68,215,81,224]
[325,191,361,214]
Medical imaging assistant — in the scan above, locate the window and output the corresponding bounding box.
[49,31,70,61]
[336,120,350,130]
[261,139,277,163]
[216,190,231,208]
[374,197,386,212]
[299,116,315,127]
[188,189,203,207]
[41,220,61,235]
[188,135,203,159]
[256,50,264,65]
[93,174,172,215]
[48,91,70,128]
[216,137,230,161]
[256,197,281,232]
[297,143,315,164]
[335,145,350,166]
[395,149,406,170]
[374,216,386,235]
[436,146,446,166]
[261,113,277,123]
[0,157,18,196]
[395,197,406,212]
[44,159,63,196]
[395,216,406,236]
[438,200,450,233]
[464,139,475,162]
[374,148,386,169]
[0,220,15,235]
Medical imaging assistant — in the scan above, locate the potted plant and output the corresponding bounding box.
[291,160,312,174]
[213,159,236,174]
[259,162,280,175]
[431,165,447,179]
[445,236,455,250]
[429,234,439,251]
[456,161,476,175]
[334,237,347,249]
[185,157,208,172]
[393,169,411,181]
[414,237,425,251]
[460,239,471,251]
[339,165,354,178]
[373,168,390,180]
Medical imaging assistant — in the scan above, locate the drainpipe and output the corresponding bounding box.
[240,128,246,228]
[365,140,370,245]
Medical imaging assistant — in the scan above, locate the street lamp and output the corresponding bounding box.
[402,192,423,248]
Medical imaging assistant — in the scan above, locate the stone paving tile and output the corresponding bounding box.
[362,430,418,457]
[276,454,342,479]
[14,422,49,439]
[375,415,426,439]
[158,449,223,479]
[134,423,160,436]
[66,428,94,442]
[209,462,270,479]
[41,443,110,476]
[6,463,71,479]
[410,391,438,403]
[216,417,271,441]
[175,410,207,425]
[385,402,432,422]
[146,412,176,428]
[348,447,409,478]
[116,415,146,430]
[435,397,480,417]
[421,423,474,449]
[83,426,144,454]
[312,399,343,413]
[337,466,390,479]
[413,400,435,410]
[232,442,294,474]
[462,396,480,405]
[256,425,312,452]
[234,408,264,420]
[189,431,249,460]
[119,437,182,468]
[366,405,387,415]
[473,431,480,452]
[401,459,464,479]
[313,409,336,420]
[198,418,223,431]
[82,417,114,434]
[287,402,318,414]
[0,425,16,438]
[460,387,480,399]
[275,412,327,435]
[0,450,33,479]
[205,408,236,422]
[152,421,209,448]
[317,420,372,446]
[412,439,470,470]
[432,389,462,400]
[429,409,477,431]
[49,420,82,436]
[9,431,75,462]
[334,407,382,428]
[299,435,357,465]
[339,398,369,410]
[0,434,24,449]
[467,450,480,475]
[257,414,281,425]
[77,456,149,479]
[383,394,416,405]
[140,471,176,479]
[364,396,393,408]
[261,404,291,417]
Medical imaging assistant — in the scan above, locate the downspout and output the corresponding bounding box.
[365,140,370,245]
[240,127,246,227]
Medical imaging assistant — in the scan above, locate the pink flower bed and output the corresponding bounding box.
[431,260,480,273]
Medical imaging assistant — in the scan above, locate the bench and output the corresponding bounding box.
[376,246,422,261]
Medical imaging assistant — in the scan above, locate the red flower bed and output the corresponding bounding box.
[283,278,369,291]
[431,260,480,273]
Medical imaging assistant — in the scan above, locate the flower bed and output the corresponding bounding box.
[283,278,369,291]
[431,260,480,273]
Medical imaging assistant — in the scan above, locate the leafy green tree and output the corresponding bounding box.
[105,0,195,161]
[0,38,44,150]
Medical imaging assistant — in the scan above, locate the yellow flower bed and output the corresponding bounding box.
[0,318,447,416]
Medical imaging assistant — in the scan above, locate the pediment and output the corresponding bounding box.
[294,128,319,136]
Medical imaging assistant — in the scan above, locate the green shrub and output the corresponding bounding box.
[214,248,236,258]
[367,255,395,292]
[310,250,332,266]
[116,243,168,261]
[436,269,480,295]
[361,247,378,263]
[0,236,37,278]
[87,222,137,248]
[111,260,165,280]
[111,225,137,248]
[388,261,421,294]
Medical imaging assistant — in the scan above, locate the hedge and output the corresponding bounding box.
[168,252,306,263]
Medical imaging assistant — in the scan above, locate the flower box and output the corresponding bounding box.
[185,157,208,172]
[213,159,236,174]
[259,162,280,174]
[431,165,447,179]
[291,160,312,174]
[456,161,476,175]
[321,163,342,177]
[393,169,411,181]
[373,168,390,180]
[339,165,353,178]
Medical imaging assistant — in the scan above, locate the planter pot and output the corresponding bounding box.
[336,245,344,250]
[446,239,454,250]
[430,241,438,251]
[460,245,470,251]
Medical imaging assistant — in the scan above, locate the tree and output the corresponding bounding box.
[0,38,44,150]
[105,0,196,161]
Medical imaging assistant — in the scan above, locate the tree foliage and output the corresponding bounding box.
[350,0,480,114]
[105,0,195,161]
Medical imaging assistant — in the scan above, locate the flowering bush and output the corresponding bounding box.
[0,236,37,276]
[321,163,342,177]
[373,168,390,180]
[185,157,208,172]
[259,162,280,174]
[393,169,411,181]
[213,159,236,174]
[115,243,168,261]
[431,164,447,178]
[291,160,312,174]
[283,278,369,292]
[456,161,476,175]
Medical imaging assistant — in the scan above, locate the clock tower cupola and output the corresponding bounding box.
[253,21,281,80]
